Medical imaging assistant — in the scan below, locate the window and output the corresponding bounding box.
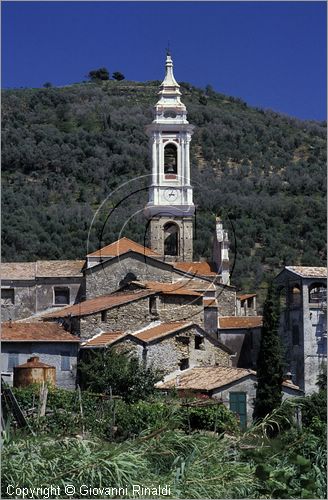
[1,289,15,305]
[164,143,177,174]
[149,296,158,316]
[61,353,71,371]
[177,336,190,345]
[179,358,189,371]
[292,323,300,346]
[309,283,327,304]
[290,285,301,307]
[101,310,107,322]
[7,353,19,371]
[164,223,179,256]
[195,336,204,350]
[54,288,70,305]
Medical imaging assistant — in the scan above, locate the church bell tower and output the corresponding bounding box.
[144,52,195,261]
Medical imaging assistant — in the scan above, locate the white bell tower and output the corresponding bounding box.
[144,52,195,261]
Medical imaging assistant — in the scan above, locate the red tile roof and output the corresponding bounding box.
[87,237,160,258]
[134,321,193,342]
[285,266,327,278]
[173,261,217,276]
[132,281,202,297]
[43,290,155,318]
[237,293,257,301]
[81,331,125,347]
[1,322,79,342]
[1,262,36,280]
[218,316,263,329]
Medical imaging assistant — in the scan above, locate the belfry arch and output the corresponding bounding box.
[164,143,178,174]
[164,222,179,256]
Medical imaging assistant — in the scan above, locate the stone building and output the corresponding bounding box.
[156,366,302,429]
[1,321,79,389]
[81,321,233,375]
[274,266,327,394]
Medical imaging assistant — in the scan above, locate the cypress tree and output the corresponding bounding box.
[253,282,284,422]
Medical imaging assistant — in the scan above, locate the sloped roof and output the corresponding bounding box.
[156,367,256,391]
[131,281,202,297]
[1,262,36,280]
[87,237,160,258]
[43,290,155,318]
[237,293,257,301]
[218,316,263,329]
[36,260,84,277]
[1,322,79,342]
[173,261,217,276]
[133,321,193,342]
[285,266,327,278]
[156,366,301,392]
[81,331,125,347]
[1,260,84,280]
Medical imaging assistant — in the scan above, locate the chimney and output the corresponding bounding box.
[212,216,230,285]
[203,296,219,338]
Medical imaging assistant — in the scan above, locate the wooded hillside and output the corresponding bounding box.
[2,80,326,295]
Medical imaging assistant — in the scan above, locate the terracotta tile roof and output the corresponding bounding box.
[173,261,217,276]
[36,260,84,277]
[1,260,84,279]
[16,356,54,369]
[237,293,257,301]
[81,331,125,347]
[87,237,160,258]
[285,266,327,278]
[203,298,218,307]
[1,322,79,342]
[43,290,155,319]
[133,281,202,296]
[156,366,301,392]
[1,262,36,280]
[133,321,193,342]
[218,316,263,329]
[156,367,256,391]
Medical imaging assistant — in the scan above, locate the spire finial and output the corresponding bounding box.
[166,41,171,57]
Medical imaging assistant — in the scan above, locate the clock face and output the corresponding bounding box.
[164,188,179,202]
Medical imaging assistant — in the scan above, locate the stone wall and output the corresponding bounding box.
[149,216,193,262]
[216,286,236,316]
[85,254,177,299]
[1,342,78,389]
[1,280,36,321]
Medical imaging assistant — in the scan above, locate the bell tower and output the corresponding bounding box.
[144,52,195,262]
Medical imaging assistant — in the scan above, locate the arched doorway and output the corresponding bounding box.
[164,222,179,256]
[164,143,178,174]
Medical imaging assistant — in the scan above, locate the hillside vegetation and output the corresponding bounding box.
[2,80,326,294]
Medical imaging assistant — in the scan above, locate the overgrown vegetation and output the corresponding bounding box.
[2,80,326,297]
[2,393,326,499]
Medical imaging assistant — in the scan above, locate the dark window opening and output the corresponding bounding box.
[179,358,189,371]
[177,336,190,345]
[119,272,137,288]
[290,285,301,306]
[164,143,177,174]
[195,336,204,350]
[164,223,179,256]
[1,289,15,305]
[54,288,70,305]
[309,283,327,304]
[101,310,107,322]
[292,323,300,346]
[149,296,158,316]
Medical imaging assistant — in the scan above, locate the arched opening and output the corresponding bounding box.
[164,143,178,174]
[164,222,179,256]
[309,282,327,304]
[119,272,137,288]
[277,285,287,309]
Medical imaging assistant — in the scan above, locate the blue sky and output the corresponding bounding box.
[2,1,327,121]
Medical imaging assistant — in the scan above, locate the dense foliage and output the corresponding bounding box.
[78,347,162,403]
[253,283,284,423]
[2,80,326,296]
[3,395,326,498]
